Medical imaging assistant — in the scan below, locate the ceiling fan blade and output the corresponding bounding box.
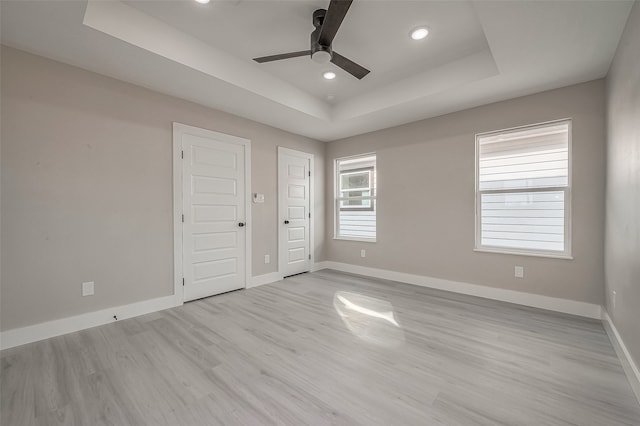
[318,0,353,47]
[253,50,311,63]
[331,52,370,79]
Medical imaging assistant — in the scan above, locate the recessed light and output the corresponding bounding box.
[195,0,210,4]
[323,71,336,80]
[410,27,429,40]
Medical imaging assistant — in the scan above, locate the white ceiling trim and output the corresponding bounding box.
[83,0,501,125]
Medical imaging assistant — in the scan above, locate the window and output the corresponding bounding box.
[335,154,376,241]
[475,120,571,258]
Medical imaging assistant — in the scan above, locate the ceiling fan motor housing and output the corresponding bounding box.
[311,8,332,63]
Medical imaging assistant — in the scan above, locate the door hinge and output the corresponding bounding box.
[308,213,311,218]
[182,214,184,223]
[182,278,185,286]
[308,171,311,177]
[181,150,184,159]
[308,254,311,260]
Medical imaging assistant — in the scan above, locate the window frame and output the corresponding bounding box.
[334,153,377,242]
[474,119,573,259]
[339,167,375,212]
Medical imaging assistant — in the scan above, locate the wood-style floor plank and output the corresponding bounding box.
[2,269,639,425]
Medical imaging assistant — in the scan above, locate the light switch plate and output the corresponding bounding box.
[82,281,95,296]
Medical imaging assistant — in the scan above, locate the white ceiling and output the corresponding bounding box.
[0,0,634,141]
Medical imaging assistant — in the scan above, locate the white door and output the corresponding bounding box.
[278,147,312,277]
[179,125,250,302]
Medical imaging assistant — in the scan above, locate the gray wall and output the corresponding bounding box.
[326,80,606,305]
[0,43,620,333]
[605,2,640,369]
[0,46,325,331]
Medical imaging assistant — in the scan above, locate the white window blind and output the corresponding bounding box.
[336,154,376,241]
[476,120,571,257]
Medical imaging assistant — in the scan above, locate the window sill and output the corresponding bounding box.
[334,236,377,243]
[474,247,573,260]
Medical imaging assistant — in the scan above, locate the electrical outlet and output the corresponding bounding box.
[612,290,617,309]
[82,281,95,296]
[361,249,366,258]
[514,266,524,278]
[264,254,270,264]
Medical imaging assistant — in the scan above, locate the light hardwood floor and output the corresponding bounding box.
[2,269,639,425]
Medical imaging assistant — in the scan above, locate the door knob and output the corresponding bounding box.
[284,220,290,224]
[238,222,245,227]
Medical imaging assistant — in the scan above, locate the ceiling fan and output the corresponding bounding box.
[253,0,370,80]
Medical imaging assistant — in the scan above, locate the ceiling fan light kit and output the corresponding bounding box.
[253,0,370,80]
[312,50,332,64]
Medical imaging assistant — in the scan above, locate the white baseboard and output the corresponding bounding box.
[602,311,640,404]
[247,271,283,288]
[248,263,328,289]
[1,263,330,350]
[0,262,603,351]
[318,261,602,319]
[311,261,328,272]
[0,294,182,350]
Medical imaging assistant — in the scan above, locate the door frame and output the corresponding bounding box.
[277,147,314,277]
[173,122,252,302]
